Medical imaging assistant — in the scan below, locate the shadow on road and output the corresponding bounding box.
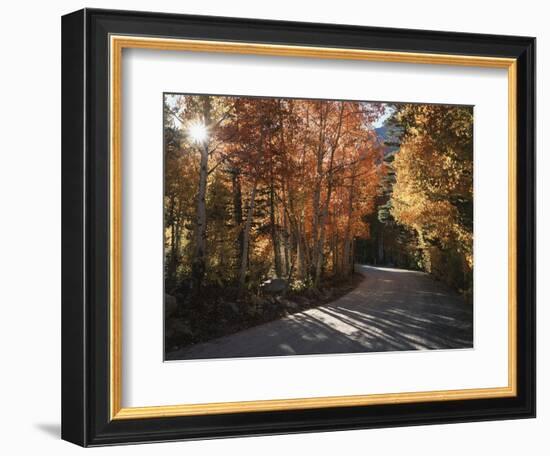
[168,265,473,360]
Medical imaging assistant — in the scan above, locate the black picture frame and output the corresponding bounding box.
[62,8,535,447]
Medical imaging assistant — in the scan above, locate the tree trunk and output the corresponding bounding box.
[173,215,181,283]
[296,232,309,280]
[343,173,356,276]
[377,229,384,265]
[238,181,258,291]
[311,104,327,276]
[166,196,178,288]
[269,174,282,277]
[351,237,356,274]
[282,201,291,277]
[230,168,244,272]
[314,103,345,287]
[314,192,330,286]
[332,231,339,275]
[191,97,212,290]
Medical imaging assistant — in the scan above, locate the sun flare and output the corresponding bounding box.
[188,121,208,143]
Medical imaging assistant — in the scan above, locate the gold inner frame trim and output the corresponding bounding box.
[109,34,518,421]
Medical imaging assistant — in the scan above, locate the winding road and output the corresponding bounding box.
[167,265,473,361]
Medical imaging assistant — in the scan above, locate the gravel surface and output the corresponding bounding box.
[166,265,473,361]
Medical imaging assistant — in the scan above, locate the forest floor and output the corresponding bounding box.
[165,273,364,354]
[166,265,473,360]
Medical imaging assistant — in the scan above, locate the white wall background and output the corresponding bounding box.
[0,0,545,454]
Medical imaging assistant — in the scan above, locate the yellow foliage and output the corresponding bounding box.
[390,104,473,289]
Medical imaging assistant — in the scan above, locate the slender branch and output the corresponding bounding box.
[166,108,186,125]
[208,153,231,175]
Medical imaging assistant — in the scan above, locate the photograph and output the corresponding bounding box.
[163,93,474,361]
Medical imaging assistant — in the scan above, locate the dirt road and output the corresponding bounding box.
[167,265,473,360]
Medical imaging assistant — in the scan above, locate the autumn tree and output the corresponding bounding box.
[164,94,385,298]
[164,95,235,291]
[390,104,473,293]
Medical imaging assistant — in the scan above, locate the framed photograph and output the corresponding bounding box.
[61,8,535,446]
